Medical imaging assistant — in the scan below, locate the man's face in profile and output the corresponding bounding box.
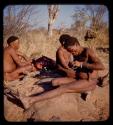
[10,39,20,50]
[36,62,43,70]
[66,44,80,56]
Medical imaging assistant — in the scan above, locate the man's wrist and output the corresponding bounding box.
[80,62,83,68]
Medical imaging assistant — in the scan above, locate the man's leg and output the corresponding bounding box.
[4,71,24,81]
[20,79,96,109]
[52,77,76,86]
[4,65,33,81]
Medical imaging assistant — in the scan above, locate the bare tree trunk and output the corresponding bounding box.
[48,5,59,37]
[48,21,53,36]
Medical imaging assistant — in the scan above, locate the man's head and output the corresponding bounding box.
[32,59,43,70]
[59,34,71,46]
[64,36,81,55]
[7,36,19,50]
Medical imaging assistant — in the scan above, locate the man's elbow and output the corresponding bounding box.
[94,63,105,70]
[99,64,105,70]
[102,64,105,70]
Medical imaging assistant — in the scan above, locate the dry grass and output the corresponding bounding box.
[10,29,109,63]
[4,29,109,122]
[18,30,61,60]
[18,29,109,77]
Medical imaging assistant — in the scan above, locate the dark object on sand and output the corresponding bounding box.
[32,56,57,70]
[32,56,66,78]
[97,72,109,87]
[33,68,66,79]
[84,30,96,41]
[96,47,109,54]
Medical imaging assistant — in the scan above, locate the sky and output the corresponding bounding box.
[35,5,81,29]
[4,5,109,29]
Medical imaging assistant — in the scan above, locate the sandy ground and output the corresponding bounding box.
[4,52,109,122]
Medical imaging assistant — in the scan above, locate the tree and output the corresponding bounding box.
[48,5,59,37]
[71,7,89,39]
[3,5,39,46]
[71,8,89,33]
[85,5,107,31]
[72,5,108,32]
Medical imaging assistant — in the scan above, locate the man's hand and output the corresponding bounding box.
[27,59,32,64]
[58,64,75,78]
[70,61,83,67]
[66,69,76,78]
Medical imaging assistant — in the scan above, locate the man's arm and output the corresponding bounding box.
[10,49,31,67]
[17,51,29,61]
[82,48,105,70]
[58,49,70,69]
[58,64,76,78]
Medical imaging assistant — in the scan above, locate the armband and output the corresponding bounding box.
[80,63,82,68]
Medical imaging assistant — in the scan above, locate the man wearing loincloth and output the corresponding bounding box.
[4,36,34,81]
[20,35,105,109]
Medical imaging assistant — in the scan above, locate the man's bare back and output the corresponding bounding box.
[56,34,77,78]
[56,46,77,78]
[4,47,18,73]
[56,46,73,68]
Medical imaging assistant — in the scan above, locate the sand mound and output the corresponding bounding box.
[4,73,109,121]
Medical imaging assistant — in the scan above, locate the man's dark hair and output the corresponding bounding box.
[64,36,80,48]
[32,56,56,70]
[7,36,19,45]
[59,34,71,46]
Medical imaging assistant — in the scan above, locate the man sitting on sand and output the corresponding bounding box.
[4,36,34,81]
[56,34,76,77]
[31,34,75,78]
[20,35,105,109]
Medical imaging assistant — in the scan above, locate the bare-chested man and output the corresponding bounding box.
[56,34,75,77]
[4,36,34,81]
[20,35,105,109]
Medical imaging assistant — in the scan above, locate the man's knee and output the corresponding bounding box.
[52,79,60,86]
[58,85,70,94]
[90,83,96,91]
[4,72,18,81]
[66,72,75,78]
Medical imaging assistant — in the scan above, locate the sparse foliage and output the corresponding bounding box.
[85,5,108,31]
[72,8,89,32]
[71,5,108,48]
[3,5,39,47]
[72,5,108,31]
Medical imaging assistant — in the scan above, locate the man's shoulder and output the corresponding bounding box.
[57,47,64,53]
[83,47,92,51]
[5,47,15,53]
[86,47,96,56]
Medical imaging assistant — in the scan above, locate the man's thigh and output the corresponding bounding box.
[4,72,20,81]
[4,67,26,81]
[62,79,97,93]
[52,77,76,86]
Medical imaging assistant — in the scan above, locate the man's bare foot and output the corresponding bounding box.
[19,93,33,109]
[101,79,109,87]
[28,86,44,96]
[81,91,91,101]
[97,72,109,87]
